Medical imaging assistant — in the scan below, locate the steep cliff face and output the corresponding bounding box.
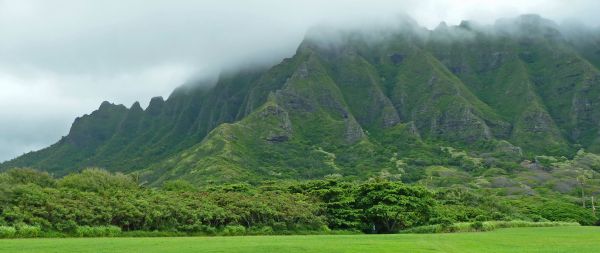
[3,15,600,184]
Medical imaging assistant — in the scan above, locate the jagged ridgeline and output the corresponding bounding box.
[3,15,600,185]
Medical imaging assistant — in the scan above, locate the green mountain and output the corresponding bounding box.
[3,14,600,187]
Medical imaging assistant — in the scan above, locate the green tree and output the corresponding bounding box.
[355,181,435,233]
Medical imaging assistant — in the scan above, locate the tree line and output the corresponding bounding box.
[0,168,596,237]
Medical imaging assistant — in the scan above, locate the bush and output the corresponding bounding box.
[247,226,274,235]
[221,225,246,236]
[403,220,580,234]
[470,221,484,231]
[474,215,488,222]
[105,226,122,237]
[75,226,122,237]
[271,222,287,231]
[58,168,137,192]
[6,168,56,187]
[400,224,443,234]
[486,220,578,229]
[16,225,41,238]
[0,226,16,238]
[431,217,454,229]
[120,230,187,237]
[449,222,472,232]
[162,180,197,192]
[75,226,96,237]
[55,220,78,233]
[535,201,597,225]
[201,226,218,236]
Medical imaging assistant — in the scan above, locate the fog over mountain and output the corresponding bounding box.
[1,0,600,162]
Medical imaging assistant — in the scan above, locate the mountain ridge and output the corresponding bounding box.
[3,14,600,186]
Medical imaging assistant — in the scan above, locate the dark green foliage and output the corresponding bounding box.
[471,221,484,231]
[221,225,246,236]
[0,226,16,238]
[58,168,137,192]
[290,179,363,230]
[15,224,41,238]
[0,169,327,236]
[4,168,55,187]
[355,181,435,233]
[402,220,579,234]
[161,180,197,192]
[289,179,437,233]
[0,169,596,237]
[511,198,599,226]
[75,226,121,237]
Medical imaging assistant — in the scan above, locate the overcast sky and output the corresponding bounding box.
[1,0,600,162]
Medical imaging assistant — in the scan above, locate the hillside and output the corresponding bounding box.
[3,14,600,189]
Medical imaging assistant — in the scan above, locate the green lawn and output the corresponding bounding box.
[2,227,599,253]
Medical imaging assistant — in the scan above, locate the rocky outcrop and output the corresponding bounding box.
[259,102,293,143]
[431,106,492,142]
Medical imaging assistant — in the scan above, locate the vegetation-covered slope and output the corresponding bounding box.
[3,14,600,188]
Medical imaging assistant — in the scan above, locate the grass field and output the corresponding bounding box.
[1,227,599,253]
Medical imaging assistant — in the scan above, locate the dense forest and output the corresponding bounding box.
[0,168,595,238]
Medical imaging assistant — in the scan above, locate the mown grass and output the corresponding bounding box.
[1,227,599,253]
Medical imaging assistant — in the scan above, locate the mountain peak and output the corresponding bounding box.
[435,21,448,31]
[99,101,113,110]
[146,96,165,116]
[97,101,127,112]
[494,14,561,39]
[130,101,143,112]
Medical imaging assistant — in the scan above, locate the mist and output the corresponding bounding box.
[1,0,600,162]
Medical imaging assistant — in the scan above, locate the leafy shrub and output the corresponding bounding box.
[202,226,218,236]
[6,168,56,187]
[222,225,246,236]
[58,168,137,192]
[535,201,597,225]
[16,224,41,238]
[530,215,549,222]
[247,226,274,235]
[450,222,472,232]
[104,226,122,237]
[75,226,121,237]
[0,170,590,238]
[55,220,78,233]
[403,220,579,234]
[438,217,455,228]
[355,181,435,233]
[474,215,488,222]
[120,231,188,237]
[162,180,197,192]
[488,220,578,229]
[400,224,443,234]
[75,226,97,237]
[271,222,287,231]
[0,226,16,238]
[470,221,484,231]
[39,230,68,238]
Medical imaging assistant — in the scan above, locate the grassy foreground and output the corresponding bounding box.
[1,227,599,253]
